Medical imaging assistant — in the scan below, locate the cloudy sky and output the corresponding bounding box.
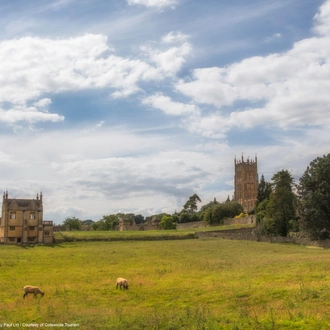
[0,0,329,224]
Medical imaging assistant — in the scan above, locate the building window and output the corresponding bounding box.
[30,213,36,219]
[44,231,49,235]
[10,226,15,231]
[28,237,35,242]
[9,238,15,242]
[29,226,35,231]
[10,212,16,219]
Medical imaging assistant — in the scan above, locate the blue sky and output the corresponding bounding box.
[0,0,329,224]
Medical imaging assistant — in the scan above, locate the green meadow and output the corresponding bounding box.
[1,237,330,329]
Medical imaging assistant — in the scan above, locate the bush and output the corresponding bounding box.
[160,216,177,230]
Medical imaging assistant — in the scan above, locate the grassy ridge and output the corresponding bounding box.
[1,239,330,329]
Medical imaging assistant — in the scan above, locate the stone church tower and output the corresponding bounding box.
[234,155,258,213]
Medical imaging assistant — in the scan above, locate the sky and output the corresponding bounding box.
[0,0,329,224]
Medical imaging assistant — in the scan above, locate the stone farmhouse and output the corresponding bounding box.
[0,191,54,244]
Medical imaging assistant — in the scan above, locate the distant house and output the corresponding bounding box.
[0,191,54,244]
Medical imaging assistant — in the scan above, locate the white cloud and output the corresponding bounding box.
[182,112,229,139]
[174,2,330,132]
[0,32,191,125]
[0,127,221,222]
[142,93,199,116]
[127,0,177,9]
[264,32,282,43]
[313,0,330,36]
[162,31,188,44]
[0,106,64,125]
[141,34,192,76]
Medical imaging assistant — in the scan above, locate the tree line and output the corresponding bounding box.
[256,153,330,240]
[62,153,330,239]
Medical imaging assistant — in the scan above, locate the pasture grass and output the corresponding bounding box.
[54,224,254,242]
[1,239,330,329]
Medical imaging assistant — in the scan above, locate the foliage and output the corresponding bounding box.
[297,154,330,239]
[265,170,296,236]
[254,217,275,235]
[199,198,219,222]
[203,201,243,225]
[234,212,249,219]
[255,198,269,224]
[256,174,272,206]
[160,215,177,230]
[63,216,81,231]
[183,193,201,213]
[92,214,119,231]
[133,214,144,224]
[178,210,200,223]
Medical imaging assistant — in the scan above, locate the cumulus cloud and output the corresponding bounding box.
[0,32,191,126]
[142,93,199,116]
[141,32,191,76]
[313,0,330,36]
[174,1,330,133]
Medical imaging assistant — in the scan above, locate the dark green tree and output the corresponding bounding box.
[200,198,219,222]
[257,174,272,205]
[134,214,144,225]
[203,201,243,225]
[178,210,199,223]
[63,216,82,231]
[297,154,330,239]
[265,170,296,236]
[183,194,202,213]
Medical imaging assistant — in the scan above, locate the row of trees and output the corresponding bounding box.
[62,193,243,231]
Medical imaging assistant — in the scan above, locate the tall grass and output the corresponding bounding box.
[0,239,330,329]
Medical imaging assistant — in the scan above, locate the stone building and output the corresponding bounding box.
[0,191,54,244]
[234,155,258,213]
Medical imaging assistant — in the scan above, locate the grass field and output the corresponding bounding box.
[1,237,330,329]
[53,224,254,242]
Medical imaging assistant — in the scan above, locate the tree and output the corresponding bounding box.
[265,170,296,236]
[183,194,202,213]
[92,214,120,230]
[200,198,219,222]
[203,201,243,225]
[63,216,81,231]
[255,175,272,225]
[134,214,144,225]
[160,215,177,230]
[257,174,272,206]
[297,154,330,239]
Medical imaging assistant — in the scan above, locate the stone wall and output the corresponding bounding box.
[176,216,255,230]
[176,221,206,230]
[223,215,255,225]
[195,227,330,248]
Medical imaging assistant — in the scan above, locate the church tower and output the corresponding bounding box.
[234,155,258,213]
